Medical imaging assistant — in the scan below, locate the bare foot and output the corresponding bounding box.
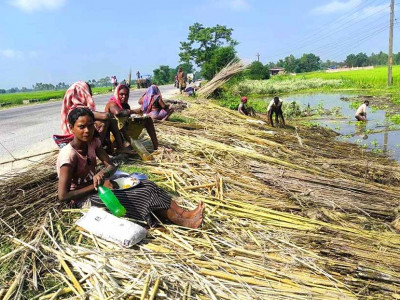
[182,202,204,218]
[181,202,205,229]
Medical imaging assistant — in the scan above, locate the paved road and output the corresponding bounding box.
[0,84,176,168]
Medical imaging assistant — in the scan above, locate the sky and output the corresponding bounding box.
[0,0,398,89]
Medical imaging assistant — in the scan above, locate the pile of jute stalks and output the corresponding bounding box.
[1,98,400,299]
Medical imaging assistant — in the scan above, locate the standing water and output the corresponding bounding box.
[282,93,400,162]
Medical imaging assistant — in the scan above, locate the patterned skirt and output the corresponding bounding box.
[87,180,171,227]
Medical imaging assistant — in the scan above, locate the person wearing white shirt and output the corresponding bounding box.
[267,96,285,127]
[355,100,369,121]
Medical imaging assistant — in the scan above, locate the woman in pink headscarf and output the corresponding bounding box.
[139,85,174,121]
[105,84,158,150]
[58,81,129,154]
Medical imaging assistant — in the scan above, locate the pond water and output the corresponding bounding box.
[283,93,400,162]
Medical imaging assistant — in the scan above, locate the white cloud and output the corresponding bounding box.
[10,0,66,13]
[311,0,361,15]
[0,49,23,58]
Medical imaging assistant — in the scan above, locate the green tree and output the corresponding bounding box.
[201,46,237,80]
[368,51,387,66]
[175,63,194,76]
[179,23,238,67]
[345,54,357,67]
[355,52,368,67]
[282,55,298,73]
[153,65,175,85]
[295,53,321,73]
[248,61,270,80]
[0,89,6,94]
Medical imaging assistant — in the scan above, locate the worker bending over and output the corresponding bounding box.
[238,96,256,117]
[267,96,285,127]
[355,100,369,121]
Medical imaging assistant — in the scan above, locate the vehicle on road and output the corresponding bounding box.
[135,74,152,89]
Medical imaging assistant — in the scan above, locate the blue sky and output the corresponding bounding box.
[0,0,398,88]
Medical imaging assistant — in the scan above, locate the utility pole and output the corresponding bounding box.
[256,53,260,62]
[388,0,394,86]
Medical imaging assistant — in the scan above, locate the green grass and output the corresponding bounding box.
[0,86,112,105]
[301,66,400,89]
[168,114,196,124]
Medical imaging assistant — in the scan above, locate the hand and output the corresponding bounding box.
[93,171,105,190]
[103,179,114,190]
[94,121,105,133]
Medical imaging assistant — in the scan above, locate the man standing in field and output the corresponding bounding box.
[355,100,369,121]
[267,96,285,127]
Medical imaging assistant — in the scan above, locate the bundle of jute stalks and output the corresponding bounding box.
[197,59,250,99]
[1,99,400,299]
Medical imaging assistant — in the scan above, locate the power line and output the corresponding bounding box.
[265,0,389,60]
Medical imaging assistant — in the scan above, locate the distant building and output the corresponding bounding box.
[269,67,285,76]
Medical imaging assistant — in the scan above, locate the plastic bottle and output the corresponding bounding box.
[97,186,126,217]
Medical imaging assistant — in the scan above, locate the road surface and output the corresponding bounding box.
[0,84,177,173]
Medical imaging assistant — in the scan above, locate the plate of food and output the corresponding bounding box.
[111,176,140,190]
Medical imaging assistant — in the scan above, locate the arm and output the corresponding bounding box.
[157,98,170,110]
[93,111,109,121]
[58,147,117,203]
[109,103,140,117]
[58,165,96,203]
[238,103,245,115]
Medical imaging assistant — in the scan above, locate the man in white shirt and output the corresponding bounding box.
[355,100,369,121]
[267,96,285,127]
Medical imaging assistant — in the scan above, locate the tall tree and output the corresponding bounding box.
[201,46,237,80]
[179,23,238,67]
[248,61,270,80]
[296,53,321,73]
[153,65,175,85]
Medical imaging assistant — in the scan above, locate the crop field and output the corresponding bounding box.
[0,86,112,105]
[301,65,400,89]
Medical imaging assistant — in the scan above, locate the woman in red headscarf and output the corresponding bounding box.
[58,81,130,154]
[105,84,158,150]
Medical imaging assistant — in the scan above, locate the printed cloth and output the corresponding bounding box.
[140,85,162,114]
[60,81,96,134]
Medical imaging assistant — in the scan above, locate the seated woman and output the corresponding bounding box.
[139,85,174,121]
[60,81,130,154]
[106,84,158,150]
[57,107,204,228]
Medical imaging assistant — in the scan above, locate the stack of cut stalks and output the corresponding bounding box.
[1,99,400,299]
[197,60,249,98]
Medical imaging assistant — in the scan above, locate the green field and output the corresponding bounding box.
[0,86,112,105]
[301,65,400,89]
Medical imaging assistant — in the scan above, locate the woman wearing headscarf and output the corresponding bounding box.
[57,107,204,228]
[139,85,174,121]
[105,84,158,150]
[58,81,130,154]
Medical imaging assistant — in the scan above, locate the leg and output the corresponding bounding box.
[143,118,158,150]
[278,108,285,126]
[161,107,175,121]
[156,201,204,229]
[267,111,274,127]
[108,118,128,149]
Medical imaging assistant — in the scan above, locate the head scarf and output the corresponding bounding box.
[140,85,162,114]
[107,84,129,110]
[241,96,248,102]
[60,81,96,134]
